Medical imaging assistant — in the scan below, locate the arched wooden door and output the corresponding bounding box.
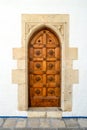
[28,28,61,107]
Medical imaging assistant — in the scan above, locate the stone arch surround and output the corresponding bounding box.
[12,14,78,117]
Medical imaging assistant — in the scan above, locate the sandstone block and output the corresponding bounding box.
[13,48,25,60]
[12,69,25,84]
[17,60,25,69]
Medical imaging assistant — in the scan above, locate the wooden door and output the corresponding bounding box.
[28,28,61,107]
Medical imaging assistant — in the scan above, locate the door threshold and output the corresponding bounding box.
[27,107,62,118]
[29,107,62,111]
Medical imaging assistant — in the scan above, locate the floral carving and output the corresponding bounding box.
[49,63,54,69]
[53,24,64,38]
[25,22,64,39]
[35,89,40,94]
[36,63,41,68]
[25,23,35,35]
[36,50,41,55]
[36,77,41,81]
[49,90,55,94]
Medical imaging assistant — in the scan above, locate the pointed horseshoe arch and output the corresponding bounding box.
[28,27,61,107]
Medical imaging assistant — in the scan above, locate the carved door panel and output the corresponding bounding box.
[28,29,61,107]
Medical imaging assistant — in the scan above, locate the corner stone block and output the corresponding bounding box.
[64,100,72,111]
[13,48,25,60]
[68,48,78,60]
[65,60,72,69]
[12,69,25,84]
[72,69,79,84]
[18,84,28,111]
[17,60,25,69]
[65,69,72,81]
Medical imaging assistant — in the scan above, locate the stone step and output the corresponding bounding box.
[27,107,62,118]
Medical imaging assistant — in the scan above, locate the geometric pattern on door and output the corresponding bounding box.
[28,28,61,107]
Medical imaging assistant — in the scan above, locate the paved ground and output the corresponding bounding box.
[0,118,87,130]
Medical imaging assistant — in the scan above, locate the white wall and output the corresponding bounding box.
[0,0,87,116]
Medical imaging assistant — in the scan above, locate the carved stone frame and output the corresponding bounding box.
[12,14,78,115]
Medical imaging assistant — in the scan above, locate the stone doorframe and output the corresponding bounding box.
[12,14,78,112]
